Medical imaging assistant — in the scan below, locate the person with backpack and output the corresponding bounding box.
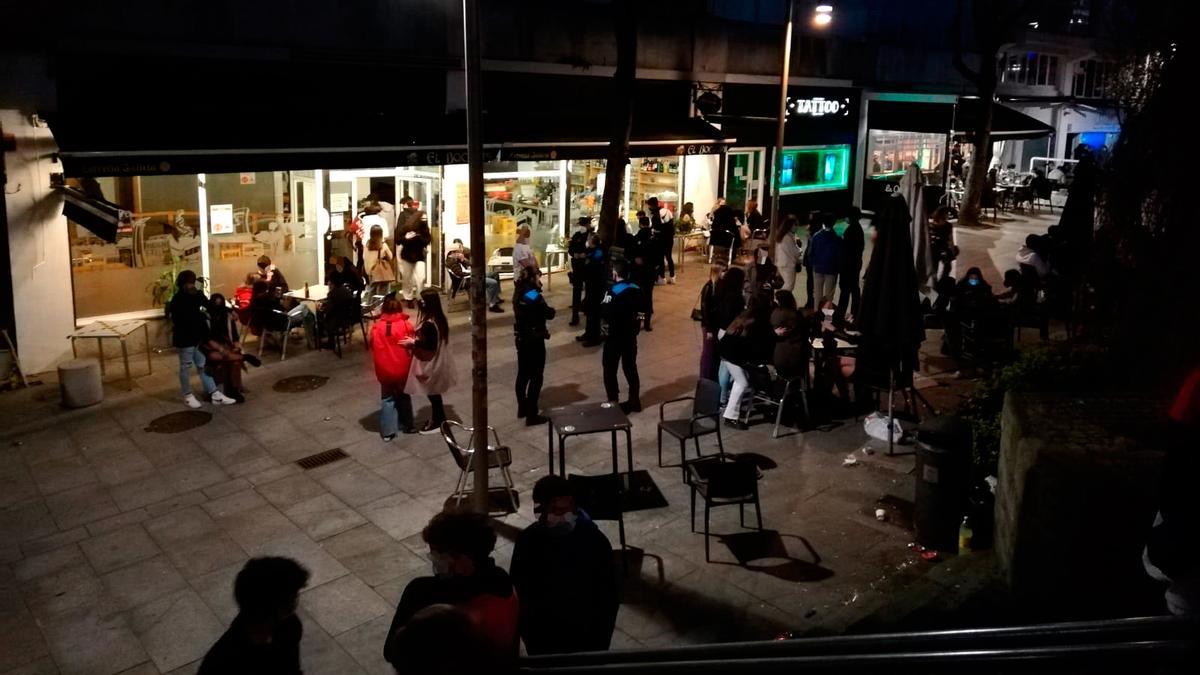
[371,294,418,439]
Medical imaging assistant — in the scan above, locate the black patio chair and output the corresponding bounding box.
[686,457,763,562]
[658,378,726,481]
[746,364,810,438]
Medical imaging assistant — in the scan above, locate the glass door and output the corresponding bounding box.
[397,172,440,289]
[725,148,765,213]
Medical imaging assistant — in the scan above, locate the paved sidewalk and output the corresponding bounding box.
[0,213,1047,674]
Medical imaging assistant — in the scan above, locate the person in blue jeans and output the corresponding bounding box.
[370,294,418,439]
[167,270,237,409]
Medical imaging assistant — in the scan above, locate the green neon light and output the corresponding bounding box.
[778,144,850,194]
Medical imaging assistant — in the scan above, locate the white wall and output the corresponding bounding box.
[2,110,77,374]
[683,154,719,216]
[441,163,472,247]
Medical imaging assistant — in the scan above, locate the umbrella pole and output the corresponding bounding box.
[887,367,895,456]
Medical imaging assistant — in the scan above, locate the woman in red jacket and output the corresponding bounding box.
[371,294,418,439]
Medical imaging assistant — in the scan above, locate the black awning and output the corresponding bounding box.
[60,186,129,243]
[868,98,1053,141]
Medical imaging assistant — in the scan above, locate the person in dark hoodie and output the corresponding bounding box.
[168,270,237,409]
[384,511,519,668]
[510,475,618,656]
[835,207,866,327]
[198,557,310,675]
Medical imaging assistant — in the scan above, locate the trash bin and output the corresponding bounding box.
[914,416,973,551]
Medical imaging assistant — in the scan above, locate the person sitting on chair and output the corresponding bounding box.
[446,239,501,312]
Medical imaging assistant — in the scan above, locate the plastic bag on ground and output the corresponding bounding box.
[863,412,904,442]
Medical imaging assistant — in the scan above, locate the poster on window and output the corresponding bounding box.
[210,204,234,235]
[330,192,350,213]
[455,182,471,224]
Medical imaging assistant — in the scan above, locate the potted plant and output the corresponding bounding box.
[147,257,207,309]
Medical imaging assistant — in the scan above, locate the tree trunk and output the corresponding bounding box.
[597,0,637,247]
[957,51,997,228]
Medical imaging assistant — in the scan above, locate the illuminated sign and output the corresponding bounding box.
[786,96,850,119]
[778,144,850,194]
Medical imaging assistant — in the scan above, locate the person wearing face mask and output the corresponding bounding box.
[167,270,238,408]
[384,511,519,668]
[509,476,618,656]
[567,217,592,326]
[601,259,643,413]
[514,266,556,425]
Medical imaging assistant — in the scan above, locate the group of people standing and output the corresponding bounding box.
[337,196,431,304]
[200,474,618,674]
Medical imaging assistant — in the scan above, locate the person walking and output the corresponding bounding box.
[371,294,418,439]
[509,475,618,656]
[601,259,643,413]
[167,270,237,408]
[633,214,657,331]
[808,213,842,305]
[567,217,592,326]
[577,235,606,347]
[836,207,865,326]
[396,201,430,305]
[199,557,310,675]
[514,266,555,425]
[405,288,456,434]
[384,511,519,667]
[771,215,802,293]
[364,223,397,296]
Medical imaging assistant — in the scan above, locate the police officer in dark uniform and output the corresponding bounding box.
[601,259,642,413]
[568,217,592,327]
[514,266,556,425]
[576,235,606,347]
[632,214,657,332]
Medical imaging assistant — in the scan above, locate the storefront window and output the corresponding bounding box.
[205,171,320,300]
[482,171,561,276]
[867,131,946,181]
[68,174,200,319]
[567,160,608,225]
[778,144,851,194]
[627,156,681,220]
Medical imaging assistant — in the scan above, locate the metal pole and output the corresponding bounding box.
[767,0,796,232]
[463,0,489,513]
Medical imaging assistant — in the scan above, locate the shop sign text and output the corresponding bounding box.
[786,96,850,119]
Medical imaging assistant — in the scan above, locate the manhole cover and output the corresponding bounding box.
[273,375,329,393]
[145,410,212,434]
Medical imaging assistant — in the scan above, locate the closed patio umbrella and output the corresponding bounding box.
[857,197,926,453]
[897,163,935,297]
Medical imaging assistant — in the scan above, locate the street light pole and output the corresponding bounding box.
[462,0,489,513]
[768,0,796,232]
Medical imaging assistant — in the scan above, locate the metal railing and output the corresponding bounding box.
[519,616,1196,673]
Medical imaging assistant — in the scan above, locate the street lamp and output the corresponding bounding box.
[769,3,833,234]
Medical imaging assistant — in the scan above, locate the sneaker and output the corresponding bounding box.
[723,418,748,430]
[619,400,642,414]
[183,393,201,409]
[382,434,397,442]
[418,420,441,435]
[668,276,676,285]
[401,427,420,435]
[489,304,504,313]
[210,391,237,406]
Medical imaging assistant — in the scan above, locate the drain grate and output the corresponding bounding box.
[295,448,349,470]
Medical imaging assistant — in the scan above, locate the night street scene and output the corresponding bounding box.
[0,1,1196,673]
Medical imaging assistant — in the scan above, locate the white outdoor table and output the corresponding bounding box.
[68,319,152,390]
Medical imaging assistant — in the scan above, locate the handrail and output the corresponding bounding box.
[520,616,1196,670]
[519,640,1194,673]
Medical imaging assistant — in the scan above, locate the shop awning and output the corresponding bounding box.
[59,186,130,243]
[868,97,1053,141]
[50,111,732,177]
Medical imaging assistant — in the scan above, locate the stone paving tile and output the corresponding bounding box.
[359,493,438,544]
[79,526,161,574]
[160,458,228,496]
[142,492,206,519]
[199,490,267,519]
[30,454,97,496]
[1,500,60,544]
[115,662,162,675]
[0,655,60,675]
[45,483,121,531]
[222,455,281,480]
[256,474,326,509]
[19,527,89,558]
[300,574,392,637]
[187,562,242,624]
[371,456,460,499]
[87,509,151,537]
[320,524,427,589]
[212,504,301,550]
[109,476,177,514]
[241,461,302,487]
[294,609,367,675]
[0,466,42,511]
[92,450,157,488]
[284,493,367,542]
[316,462,398,508]
[144,508,247,580]
[0,586,52,673]
[125,589,223,674]
[13,543,86,583]
[242,533,349,590]
[39,610,148,675]
[21,561,112,624]
[196,432,270,470]
[199,478,252,501]
[101,555,189,613]
[333,614,393,675]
